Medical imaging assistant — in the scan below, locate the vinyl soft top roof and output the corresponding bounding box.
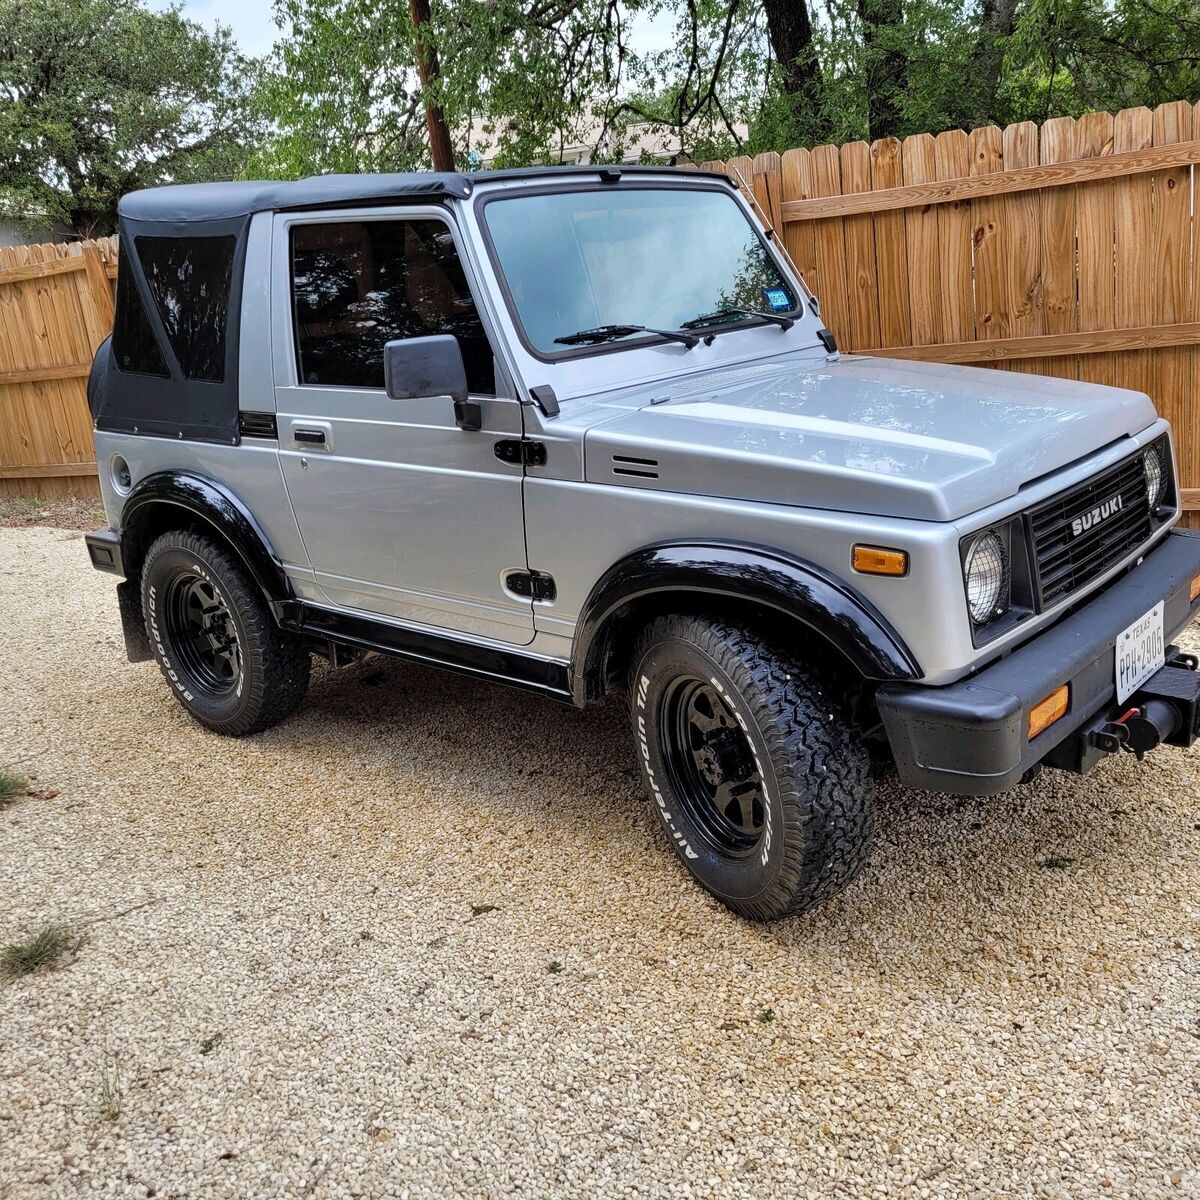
[118,164,732,224]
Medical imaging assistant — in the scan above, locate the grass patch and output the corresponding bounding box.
[546,960,564,975]
[199,1032,223,1055]
[98,1056,123,1122]
[756,1009,775,1025]
[0,769,25,804]
[2,924,77,979]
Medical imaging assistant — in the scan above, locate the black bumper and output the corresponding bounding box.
[877,529,1200,795]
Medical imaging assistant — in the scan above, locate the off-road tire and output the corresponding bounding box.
[628,614,873,920]
[140,530,310,736]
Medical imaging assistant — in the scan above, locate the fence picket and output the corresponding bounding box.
[968,126,1005,344]
[870,137,912,348]
[933,130,974,348]
[1113,108,1155,399]
[902,134,944,345]
[840,141,881,350]
[810,143,851,341]
[780,149,823,305]
[1150,102,1194,485]
[1001,122,1044,378]
[1039,117,1080,380]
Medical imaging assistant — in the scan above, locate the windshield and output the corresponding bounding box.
[481,186,800,356]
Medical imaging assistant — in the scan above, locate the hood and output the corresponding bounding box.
[583,355,1157,520]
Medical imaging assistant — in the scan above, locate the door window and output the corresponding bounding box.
[290,219,495,394]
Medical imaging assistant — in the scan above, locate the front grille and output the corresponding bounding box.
[1028,451,1152,608]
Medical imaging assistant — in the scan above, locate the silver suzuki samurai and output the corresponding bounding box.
[86,165,1200,920]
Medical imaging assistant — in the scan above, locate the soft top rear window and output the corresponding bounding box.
[112,259,169,377]
[136,235,236,382]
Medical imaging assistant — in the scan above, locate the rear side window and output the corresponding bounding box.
[136,235,236,382]
[112,258,168,377]
[290,219,495,394]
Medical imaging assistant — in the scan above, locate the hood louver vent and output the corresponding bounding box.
[612,454,659,479]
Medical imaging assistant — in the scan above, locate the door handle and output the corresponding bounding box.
[289,418,333,450]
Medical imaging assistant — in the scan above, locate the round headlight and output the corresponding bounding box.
[964,531,1008,624]
[1143,446,1164,510]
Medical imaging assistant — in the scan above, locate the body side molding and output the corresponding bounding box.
[571,541,922,704]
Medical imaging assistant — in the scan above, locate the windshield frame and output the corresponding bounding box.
[473,179,806,365]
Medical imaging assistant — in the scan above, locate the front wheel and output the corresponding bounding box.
[629,614,873,920]
[141,530,310,736]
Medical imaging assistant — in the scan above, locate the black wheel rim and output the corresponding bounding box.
[163,573,242,696]
[659,676,765,858]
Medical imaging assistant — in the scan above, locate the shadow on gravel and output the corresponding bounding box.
[278,650,1156,962]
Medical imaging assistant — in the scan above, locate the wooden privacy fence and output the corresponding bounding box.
[2,100,1199,505]
[0,236,116,497]
[701,99,1200,515]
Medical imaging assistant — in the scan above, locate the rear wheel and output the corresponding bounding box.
[141,530,310,735]
[629,614,873,920]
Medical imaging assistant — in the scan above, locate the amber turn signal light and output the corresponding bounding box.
[852,545,908,576]
[1028,685,1069,740]
[1190,571,1200,602]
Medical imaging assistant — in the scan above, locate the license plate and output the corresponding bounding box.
[1115,601,1165,703]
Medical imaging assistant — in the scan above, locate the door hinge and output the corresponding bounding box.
[494,438,547,467]
[505,570,557,602]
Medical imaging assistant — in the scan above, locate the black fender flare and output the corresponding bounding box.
[571,541,921,704]
[119,471,293,608]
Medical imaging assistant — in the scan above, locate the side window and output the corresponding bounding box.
[136,235,236,382]
[290,219,496,394]
[112,254,168,377]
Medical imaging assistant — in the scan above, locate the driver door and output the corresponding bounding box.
[271,209,534,645]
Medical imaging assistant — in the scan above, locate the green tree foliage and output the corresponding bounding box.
[0,0,261,235]
[251,0,658,177]
[254,0,1200,176]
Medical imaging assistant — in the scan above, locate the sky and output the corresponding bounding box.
[147,0,280,56]
[148,0,677,61]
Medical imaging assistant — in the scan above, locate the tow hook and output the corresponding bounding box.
[1089,651,1200,761]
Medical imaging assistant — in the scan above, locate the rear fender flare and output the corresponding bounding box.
[570,541,921,704]
[118,471,293,609]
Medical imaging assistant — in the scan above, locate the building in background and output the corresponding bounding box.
[466,114,746,169]
[0,192,71,248]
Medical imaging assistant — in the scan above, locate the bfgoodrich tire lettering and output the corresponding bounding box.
[629,614,873,920]
[141,530,310,736]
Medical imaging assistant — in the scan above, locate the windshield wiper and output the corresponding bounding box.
[553,323,699,349]
[681,306,795,332]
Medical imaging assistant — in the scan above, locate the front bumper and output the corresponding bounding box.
[877,528,1200,795]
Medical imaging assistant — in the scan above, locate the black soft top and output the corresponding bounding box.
[94,163,731,446]
[117,164,730,224]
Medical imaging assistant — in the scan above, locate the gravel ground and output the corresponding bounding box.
[1,525,1198,1200]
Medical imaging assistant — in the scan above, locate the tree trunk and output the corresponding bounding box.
[971,0,1020,124]
[761,0,830,142]
[408,0,455,171]
[856,0,909,140]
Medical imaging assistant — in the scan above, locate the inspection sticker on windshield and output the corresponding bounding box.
[763,287,791,312]
[1115,601,1165,703]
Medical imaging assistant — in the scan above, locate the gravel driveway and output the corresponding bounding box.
[1,525,1198,1199]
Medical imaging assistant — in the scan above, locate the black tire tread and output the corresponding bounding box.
[142,530,310,736]
[629,614,873,920]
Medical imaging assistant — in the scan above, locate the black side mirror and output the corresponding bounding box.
[383,335,480,430]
